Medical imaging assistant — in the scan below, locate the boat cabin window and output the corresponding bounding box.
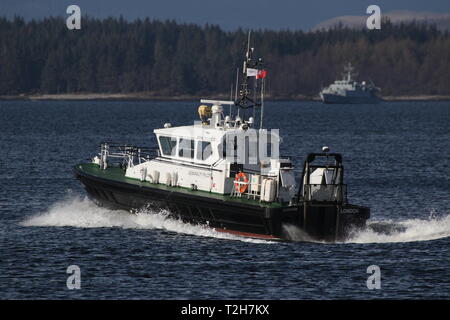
[159,136,177,156]
[196,141,212,160]
[178,138,195,158]
[221,135,238,159]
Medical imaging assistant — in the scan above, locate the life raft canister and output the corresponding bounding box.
[234,172,249,194]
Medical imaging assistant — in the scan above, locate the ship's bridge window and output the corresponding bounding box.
[159,136,177,156]
[196,141,212,160]
[221,135,238,159]
[179,138,195,158]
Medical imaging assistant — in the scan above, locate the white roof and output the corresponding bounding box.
[153,122,281,143]
[154,124,233,141]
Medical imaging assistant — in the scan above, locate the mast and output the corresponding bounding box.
[260,76,265,128]
[235,68,240,118]
[343,62,356,82]
[234,31,264,122]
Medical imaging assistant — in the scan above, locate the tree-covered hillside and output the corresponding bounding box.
[0,16,449,97]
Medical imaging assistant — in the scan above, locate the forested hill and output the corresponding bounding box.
[0,16,449,98]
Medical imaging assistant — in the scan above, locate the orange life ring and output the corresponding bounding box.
[234,172,249,194]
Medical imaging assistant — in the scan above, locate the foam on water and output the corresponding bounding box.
[345,214,450,244]
[281,213,450,244]
[20,196,270,244]
[21,196,450,245]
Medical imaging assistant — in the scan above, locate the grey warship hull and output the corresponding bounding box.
[321,93,382,104]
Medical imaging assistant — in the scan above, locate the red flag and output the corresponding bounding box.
[256,69,267,79]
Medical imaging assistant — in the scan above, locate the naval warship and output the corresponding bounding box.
[320,63,381,104]
[74,38,370,242]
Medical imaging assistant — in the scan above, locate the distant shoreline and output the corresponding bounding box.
[1,93,450,102]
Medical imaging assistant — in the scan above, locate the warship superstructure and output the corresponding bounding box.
[320,63,381,104]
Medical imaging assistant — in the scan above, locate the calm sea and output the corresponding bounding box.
[0,100,449,299]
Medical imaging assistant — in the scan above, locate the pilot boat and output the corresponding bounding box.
[74,38,370,242]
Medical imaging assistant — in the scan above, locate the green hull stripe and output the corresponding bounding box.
[75,163,284,208]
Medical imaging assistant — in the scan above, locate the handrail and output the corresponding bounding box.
[96,142,158,169]
[229,171,277,200]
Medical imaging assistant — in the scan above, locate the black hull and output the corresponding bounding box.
[74,165,370,242]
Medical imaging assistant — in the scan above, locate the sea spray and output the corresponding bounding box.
[345,213,450,244]
[21,195,450,244]
[21,195,271,244]
[281,224,315,242]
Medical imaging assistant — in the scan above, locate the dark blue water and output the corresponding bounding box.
[1,100,449,299]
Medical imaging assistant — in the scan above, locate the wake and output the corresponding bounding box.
[345,214,450,244]
[281,212,450,244]
[21,196,450,244]
[20,196,270,244]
